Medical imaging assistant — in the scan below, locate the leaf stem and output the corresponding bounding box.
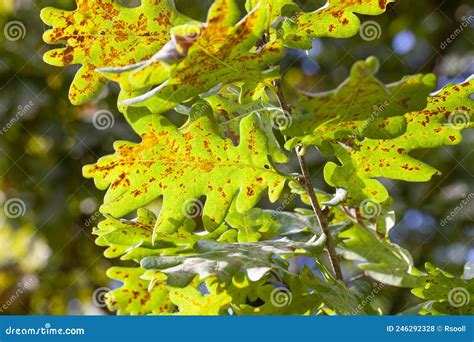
[295,146,343,281]
[272,79,343,281]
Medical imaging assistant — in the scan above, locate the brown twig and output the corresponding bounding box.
[272,79,343,281]
[295,146,343,281]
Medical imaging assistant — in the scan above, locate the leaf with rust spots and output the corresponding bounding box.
[141,237,326,287]
[411,263,474,315]
[41,0,190,105]
[83,109,287,237]
[168,279,232,315]
[324,78,473,204]
[281,0,396,49]
[103,0,284,114]
[94,208,232,262]
[245,0,296,25]
[284,57,436,148]
[202,89,288,163]
[105,267,171,315]
[233,273,322,315]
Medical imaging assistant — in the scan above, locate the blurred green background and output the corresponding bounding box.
[0,0,472,315]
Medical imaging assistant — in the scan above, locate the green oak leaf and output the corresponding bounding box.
[226,202,352,242]
[281,0,396,49]
[169,279,232,315]
[222,274,276,312]
[301,267,373,315]
[105,267,171,315]
[101,0,283,114]
[142,271,266,312]
[284,57,436,145]
[324,78,473,204]
[204,90,288,163]
[235,275,321,315]
[245,0,296,24]
[94,208,230,261]
[225,203,270,242]
[411,263,474,315]
[41,0,190,105]
[141,237,326,287]
[339,224,421,287]
[83,111,287,236]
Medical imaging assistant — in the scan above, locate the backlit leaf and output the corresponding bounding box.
[102,0,283,114]
[281,0,396,49]
[245,0,296,24]
[284,57,435,147]
[324,78,473,204]
[83,111,287,236]
[169,279,232,315]
[105,267,171,315]
[41,0,190,105]
[94,208,230,261]
[412,263,474,315]
[339,224,422,287]
[301,267,370,315]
